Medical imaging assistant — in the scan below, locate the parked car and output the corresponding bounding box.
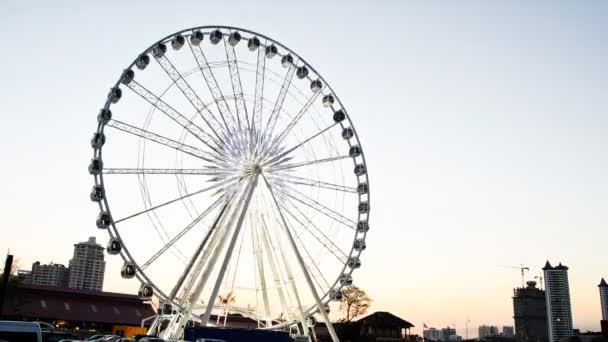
[86,335,104,341]
[0,320,43,342]
[42,331,81,342]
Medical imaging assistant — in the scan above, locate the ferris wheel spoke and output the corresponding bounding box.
[188,40,239,137]
[125,80,227,159]
[279,197,349,264]
[260,63,297,153]
[153,54,228,145]
[224,33,249,132]
[270,173,357,193]
[103,168,237,176]
[272,154,351,171]
[288,214,331,291]
[262,122,339,168]
[107,119,219,164]
[140,195,226,270]
[113,176,239,224]
[268,88,324,155]
[276,186,357,230]
[251,40,266,142]
[261,174,340,342]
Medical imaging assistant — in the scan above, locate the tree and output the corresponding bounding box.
[338,285,372,322]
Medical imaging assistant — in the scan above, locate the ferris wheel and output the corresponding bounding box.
[89,26,370,341]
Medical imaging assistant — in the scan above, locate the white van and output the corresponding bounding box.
[0,321,43,342]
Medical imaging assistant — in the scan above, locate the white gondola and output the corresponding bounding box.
[106,238,122,255]
[333,109,345,123]
[310,79,323,93]
[96,212,111,229]
[347,257,361,269]
[138,283,154,299]
[135,54,150,70]
[97,108,112,124]
[342,127,354,140]
[296,66,309,79]
[171,34,185,50]
[358,201,369,214]
[228,31,241,46]
[265,44,278,58]
[357,220,369,233]
[209,29,223,44]
[281,54,293,67]
[248,36,260,51]
[108,87,122,104]
[121,262,136,279]
[322,94,334,107]
[339,273,353,286]
[152,43,167,59]
[90,185,104,202]
[329,289,343,300]
[90,132,105,149]
[190,30,204,45]
[354,164,366,176]
[121,69,134,85]
[357,182,369,194]
[349,145,362,158]
[88,158,103,175]
[353,239,366,251]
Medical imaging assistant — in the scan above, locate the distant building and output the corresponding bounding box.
[68,237,105,291]
[442,327,456,341]
[513,280,548,342]
[30,262,69,287]
[479,325,499,338]
[503,326,515,338]
[543,261,573,342]
[599,278,608,321]
[424,327,443,341]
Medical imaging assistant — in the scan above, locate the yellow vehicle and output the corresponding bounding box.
[112,325,147,338]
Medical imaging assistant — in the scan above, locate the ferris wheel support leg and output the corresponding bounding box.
[252,218,272,327]
[201,172,260,326]
[260,215,292,323]
[262,175,340,342]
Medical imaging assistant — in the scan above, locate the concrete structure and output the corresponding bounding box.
[513,280,548,342]
[30,262,69,287]
[424,327,443,341]
[503,326,515,338]
[599,278,608,321]
[68,237,105,291]
[479,325,499,338]
[543,261,573,342]
[441,327,456,341]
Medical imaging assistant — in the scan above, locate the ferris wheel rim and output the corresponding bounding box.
[91,25,371,328]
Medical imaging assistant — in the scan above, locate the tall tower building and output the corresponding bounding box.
[68,237,105,291]
[599,278,608,321]
[543,261,573,342]
[513,280,548,342]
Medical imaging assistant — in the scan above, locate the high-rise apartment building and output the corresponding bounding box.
[29,262,68,287]
[503,326,515,338]
[479,325,499,339]
[513,280,548,342]
[68,237,105,291]
[423,328,443,341]
[599,278,608,321]
[543,261,573,342]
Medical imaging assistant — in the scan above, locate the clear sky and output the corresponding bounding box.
[1,0,607,337]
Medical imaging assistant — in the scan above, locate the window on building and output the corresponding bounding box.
[135,309,141,317]
[113,307,120,315]
[64,302,70,311]
[40,300,47,309]
[91,304,98,313]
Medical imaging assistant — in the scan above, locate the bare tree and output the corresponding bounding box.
[338,285,372,322]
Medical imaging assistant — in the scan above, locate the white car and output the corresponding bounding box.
[0,320,43,342]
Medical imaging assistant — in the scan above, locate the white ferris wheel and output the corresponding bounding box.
[89,26,370,341]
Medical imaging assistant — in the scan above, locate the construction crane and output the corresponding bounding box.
[499,264,530,288]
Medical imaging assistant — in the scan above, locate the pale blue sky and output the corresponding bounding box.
[1,0,607,336]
